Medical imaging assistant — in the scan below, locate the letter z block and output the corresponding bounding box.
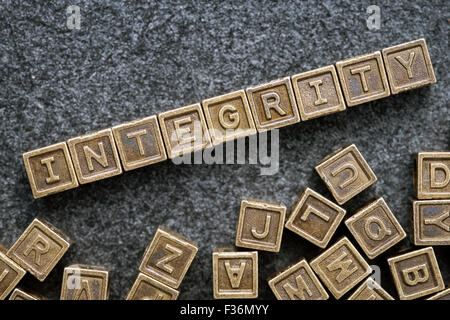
[0,248,26,300]
[413,200,450,245]
[60,264,110,300]
[126,273,179,300]
[416,151,450,199]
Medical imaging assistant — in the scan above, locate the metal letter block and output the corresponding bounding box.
[67,129,122,184]
[213,249,258,299]
[112,115,167,171]
[345,198,406,259]
[139,227,198,289]
[268,259,328,300]
[285,188,346,248]
[382,39,436,94]
[413,200,450,245]
[158,104,212,159]
[23,142,79,198]
[310,237,372,299]
[315,144,377,205]
[291,65,346,121]
[388,247,444,300]
[60,264,110,300]
[416,151,450,199]
[7,217,72,282]
[235,199,286,252]
[9,288,45,300]
[347,278,394,300]
[246,77,300,132]
[126,273,179,300]
[427,287,450,300]
[0,248,26,300]
[336,51,390,106]
[202,90,257,145]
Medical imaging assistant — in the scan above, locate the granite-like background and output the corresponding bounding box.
[0,0,448,300]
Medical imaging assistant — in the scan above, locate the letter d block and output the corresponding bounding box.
[126,273,179,300]
[0,248,26,300]
[60,264,110,300]
[388,247,444,300]
[139,227,198,289]
[7,218,72,282]
[416,152,450,199]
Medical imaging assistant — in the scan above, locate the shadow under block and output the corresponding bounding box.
[60,264,110,300]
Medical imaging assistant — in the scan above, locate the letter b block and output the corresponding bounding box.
[60,264,110,300]
[416,152,450,199]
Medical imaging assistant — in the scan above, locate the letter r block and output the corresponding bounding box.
[0,248,26,300]
[126,273,179,300]
[416,152,450,199]
[60,264,110,300]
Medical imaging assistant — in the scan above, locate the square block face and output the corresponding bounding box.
[427,288,450,300]
[235,199,286,252]
[0,251,26,300]
[348,278,394,300]
[388,247,444,300]
[268,259,329,300]
[61,265,110,300]
[112,116,167,171]
[23,142,79,198]
[292,65,346,121]
[67,129,122,184]
[202,90,257,145]
[9,288,43,300]
[126,273,179,300]
[7,218,71,282]
[158,104,212,159]
[246,77,300,132]
[345,198,406,259]
[382,39,436,94]
[285,188,346,248]
[413,200,450,245]
[417,152,450,199]
[139,228,198,289]
[315,144,377,205]
[336,51,390,106]
[213,251,258,299]
[310,237,371,299]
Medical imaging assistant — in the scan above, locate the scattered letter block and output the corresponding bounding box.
[9,288,45,300]
[413,199,450,245]
[0,248,26,300]
[427,287,450,300]
[60,264,110,300]
[416,151,450,199]
[126,273,179,300]
[347,277,394,300]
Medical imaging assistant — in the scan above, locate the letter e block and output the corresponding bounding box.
[347,278,394,300]
[416,151,450,199]
[126,273,179,300]
[60,264,110,300]
[0,249,26,300]
[413,200,450,245]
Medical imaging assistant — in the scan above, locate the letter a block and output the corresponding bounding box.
[7,218,72,282]
[268,259,329,300]
[413,200,450,245]
[310,237,372,299]
[388,247,444,300]
[60,264,110,300]
[235,199,286,252]
[416,152,450,199]
[347,278,394,300]
[139,227,198,289]
[0,247,26,300]
[126,273,179,300]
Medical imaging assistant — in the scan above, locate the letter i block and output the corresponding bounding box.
[413,200,450,245]
[388,247,444,300]
[246,77,300,132]
[0,246,26,300]
[7,218,72,282]
[382,39,436,94]
[347,278,394,300]
[268,259,329,300]
[213,249,258,299]
[285,188,346,248]
[23,142,79,198]
[235,199,286,252]
[126,273,179,300]
[345,198,406,259]
[112,115,167,171]
[336,51,390,106]
[139,227,198,289]
[315,144,377,205]
[416,152,450,199]
[310,237,372,299]
[67,129,122,184]
[60,264,110,300]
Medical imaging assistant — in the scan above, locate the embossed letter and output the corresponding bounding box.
[224,261,246,288]
[430,163,450,188]
[126,129,148,156]
[402,264,429,286]
[251,215,271,239]
[331,163,359,189]
[261,92,286,120]
[218,105,240,129]
[309,79,328,106]
[364,216,392,241]
[23,234,50,266]
[155,244,183,274]
[326,251,357,283]
[395,52,416,79]
[83,142,108,171]
[282,274,313,300]
[350,65,372,92]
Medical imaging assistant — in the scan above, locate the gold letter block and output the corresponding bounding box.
[345,197,406,259]
[388,247,444,300]
[347,278,394,300]
[7,217,72,282]
[291,65,346,121]
[246,77,300,132]
[60,264,110,300]
[202,90,257,145]
[9,288,45,300]
[213,249,258,299]
[310,237,372,299]
[315,144,377,205]
[126,273,179,300]
[112,115,167,171]
[23,142,79,198]
[336,51,390,106]
[382,39,436,94]
[427,287,450,300]
[416,151,450,199]
[413,200,450,246]
[68,129,122,184]
[235,199,286,252]
[0,247,26,300]
[158,104,212,159]
[285,188,346,248]
[139,227,198,289]
[268,259,329,300]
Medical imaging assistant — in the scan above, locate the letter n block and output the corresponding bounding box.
[126,273,179,300]
[0,247,26,300]
[60,264,110,300]
[416,152,450,199]
[413,200,450,245]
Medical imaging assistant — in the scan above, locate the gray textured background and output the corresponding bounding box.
[0,0,449,300]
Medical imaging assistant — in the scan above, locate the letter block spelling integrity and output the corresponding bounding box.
[60,264,110,300]
[126,273,179,300]
[347,277,394,300]
[0,247,26,300]
[413,200,450,245]
[416,151,450,199]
